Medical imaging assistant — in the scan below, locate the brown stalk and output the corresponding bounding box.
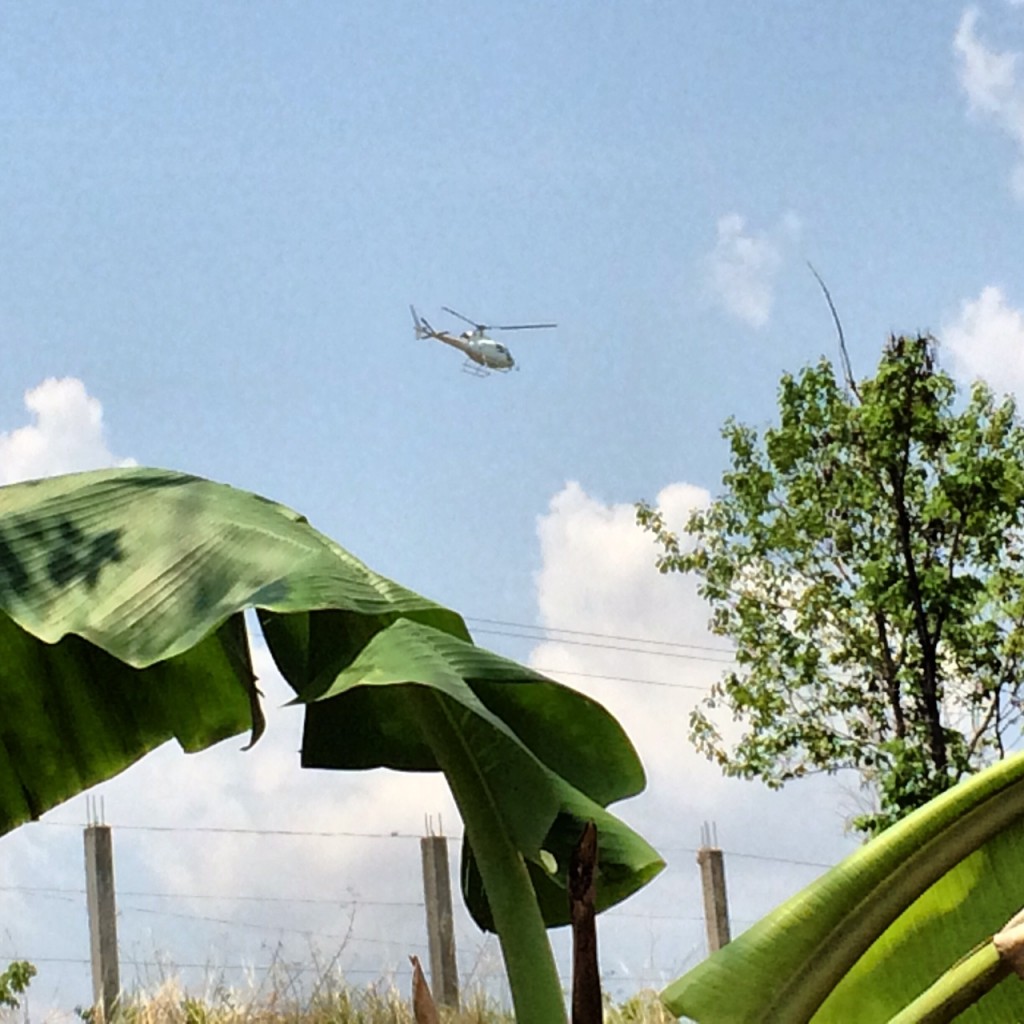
[409,955,440,1024]
[570,821,601,1024]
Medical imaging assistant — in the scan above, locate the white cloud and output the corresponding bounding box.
[942,285,1024,397]
[532,481,728,782]
[954,8,1024,198]
[530,481,853,803]
[705,212,800,328]
[529,480,859,982]
[534,480,711,645]
[0,377,135,485]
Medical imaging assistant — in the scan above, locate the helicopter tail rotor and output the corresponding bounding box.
[410,305,434,339]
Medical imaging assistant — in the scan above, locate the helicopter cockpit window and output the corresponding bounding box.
[495,344,507,354]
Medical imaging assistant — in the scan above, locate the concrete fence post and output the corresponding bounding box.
[697,820,731,952]
[420,817,459,1008]
[84,797,119,1022]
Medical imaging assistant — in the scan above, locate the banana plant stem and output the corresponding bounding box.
[889,941,1014,1024]
[413,688,569,1024]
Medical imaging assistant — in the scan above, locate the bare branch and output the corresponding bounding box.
[966,692,1002,760]
[808,262,860,401]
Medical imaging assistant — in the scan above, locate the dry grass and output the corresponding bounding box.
[602,990,675,1024]
[105,977,511,1024]
[98,976,672,1024]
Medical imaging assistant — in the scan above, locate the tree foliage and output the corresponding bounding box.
[638,335,1024,834]
[0,961,35,1011]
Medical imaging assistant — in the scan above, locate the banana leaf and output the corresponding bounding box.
[0,467,662,930]
[289,616,663,928]
[661,751,1024,1022]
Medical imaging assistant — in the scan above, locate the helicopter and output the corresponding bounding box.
[410,305,556,376]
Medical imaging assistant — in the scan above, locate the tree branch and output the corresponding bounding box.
[808,263,861,402]
[884,369,947,772]
[966,691,1002,761]
[873,611,906,740]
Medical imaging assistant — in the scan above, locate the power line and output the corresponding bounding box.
[0,884,422,908]
[466,617,734,657]
[122,904,351,941]
[24,823,837,870]
[655,845,836,869]
[121,904,429,951]
[470,624,735,664]
[0,884,731,927]
[531,665,712,692]
[0,956,474,978]
[725,849,835,869]
[125,891,423,908]
[34,822,425,839]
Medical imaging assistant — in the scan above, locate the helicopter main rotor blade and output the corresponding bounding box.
[495,323,558,331]
[442,306,485,330]
[441,306,557,332]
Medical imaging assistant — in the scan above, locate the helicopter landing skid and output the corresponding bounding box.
[461,361,491,378]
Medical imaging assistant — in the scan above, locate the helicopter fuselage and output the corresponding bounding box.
[436,330,515,370]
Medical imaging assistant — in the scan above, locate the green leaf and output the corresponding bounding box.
[661,751,1024,1022]
[0,609,254,826]
[0,467,464,669]
[294,617,663,928]
[294,618,645,799]
[0,467,661,944]
[299,618,562,852]
[0,468,460,834]
[461,788,665,931]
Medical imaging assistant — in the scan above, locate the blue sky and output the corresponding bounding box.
[5,2,1024,1016]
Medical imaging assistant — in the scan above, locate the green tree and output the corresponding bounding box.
[0,961,35,1011]
[638,334,1024,834]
